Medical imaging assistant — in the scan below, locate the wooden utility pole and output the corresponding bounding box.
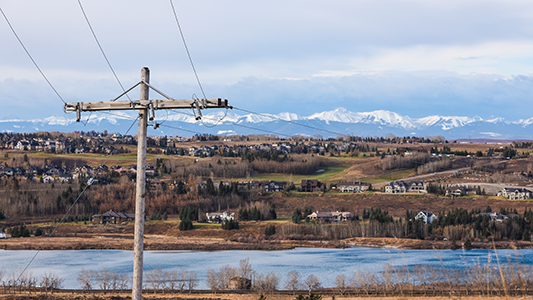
[64,67,230,300]
[132,67,149,300]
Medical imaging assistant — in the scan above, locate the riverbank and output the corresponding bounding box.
[2,234,532,251]
[0,291,524,300]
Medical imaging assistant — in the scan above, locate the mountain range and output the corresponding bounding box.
[2,108,533,140]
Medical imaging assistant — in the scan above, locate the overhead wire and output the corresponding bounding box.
[233,106,346,137]
[2,116,140,298]
[0,6,66,104]
[169,0,207,101]
[169,0,229,128]
[170,110,292,137]
[77,0,132,101]
[158,123,206,136]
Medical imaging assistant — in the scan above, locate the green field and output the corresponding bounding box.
[252,165,350,183]
[362,169,415,184]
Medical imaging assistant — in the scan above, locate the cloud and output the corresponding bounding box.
[3,1,533,123]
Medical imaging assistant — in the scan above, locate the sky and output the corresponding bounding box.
[2,0,533,121]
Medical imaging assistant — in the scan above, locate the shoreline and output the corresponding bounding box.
[1,235,532,251]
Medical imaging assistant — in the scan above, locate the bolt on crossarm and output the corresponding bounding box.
[63,67,230,300]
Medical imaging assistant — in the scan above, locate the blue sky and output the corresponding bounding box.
[2,0,533,120]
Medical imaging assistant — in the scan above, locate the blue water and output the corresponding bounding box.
[1,247,532,289]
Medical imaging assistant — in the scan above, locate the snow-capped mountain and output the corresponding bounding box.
[2,107,533,140]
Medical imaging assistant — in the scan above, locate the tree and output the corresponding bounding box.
[77,269,94,291]
[238,258,253,280]
[95,268,112,293]
[40,272,63,294]
[206,269,220,293]
[292,209,302,224]
[264,225,276,236]
[179,219,193,231]
[187,271,198,293]
[254,271,281,294]
[304,274,321,294]
[285,271,302,295]
[334,274,347,295]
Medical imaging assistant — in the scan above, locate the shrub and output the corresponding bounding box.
[265,225,276,236]
[179,220,193,231]
[34,227,43,237]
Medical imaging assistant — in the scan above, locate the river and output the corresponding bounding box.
[1,247,532,289]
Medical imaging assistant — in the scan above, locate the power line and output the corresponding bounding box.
[233,106,346,137]
[169,0,208,101]
[77,0,132,101]
[170,110,292,137]
[158,123,206,136]
[0,6,65,104]
[3,116,140,298]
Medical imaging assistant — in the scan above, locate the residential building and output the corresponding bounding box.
[415,211,437,224]
[385,181,426,193]
[301,179,323,192]
[497,187,532,200]
[206,211,235,223]
[92,210,135,225]
[307,211,354,222]
[336,181,370,193]
[264,181,284,192]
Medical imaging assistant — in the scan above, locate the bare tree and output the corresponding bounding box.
[304,274,321,294]
[167,270,179,291]
[334,274,347,295]
[77,269,94,292]
[238,258,253,279]
[111,273,129,292]
[206,269,220,293]
[145,269,165,292]
[40,272,63,294]
[187,271,198,293]
[175,269,188,291]
[285,270,302,295]
[95,268,112,293]
[0,269,5,294]
[219,264,237,288]
[255,271,280,293]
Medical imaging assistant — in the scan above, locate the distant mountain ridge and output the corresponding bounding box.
[2,107,533,140]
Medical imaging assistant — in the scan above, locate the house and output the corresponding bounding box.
[479,212,508,222]
[415,211,437,224]
[57,174,72,183]
[385,181,426,193]
[336,181,370,193]
[300,179,323,192]
[264,181,284,192]
[307,211,354,222]
[229,277,251,290]
[407,181,426,193]
[206,211,235,223]
[42,175,55,184]
[384,181,408,193]
[92,210,135,225]
[497,187,532,200]
[445,186,476,197]
[0,232,6,239]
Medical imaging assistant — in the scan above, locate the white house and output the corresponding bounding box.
[0,232,6,239]
[336,182,370,193]
[206,211,235,223]
[42,175,55,184]
[385,181,426,193]
[414,211,437,224]
[497,187,532,200]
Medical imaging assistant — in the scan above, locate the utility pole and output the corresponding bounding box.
[64,67,230,300]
